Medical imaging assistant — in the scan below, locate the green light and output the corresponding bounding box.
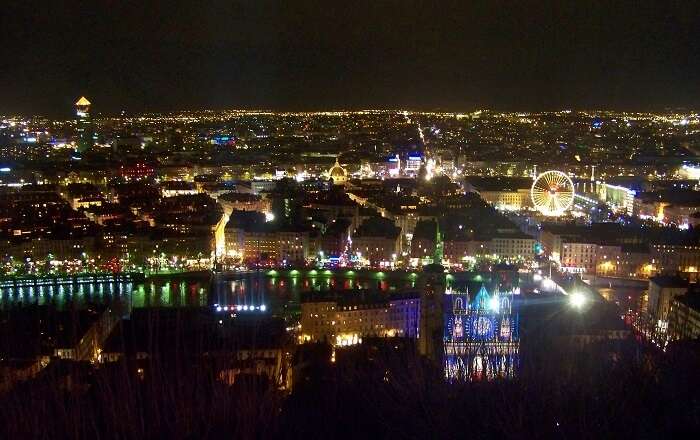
[290,269,300,277]
[308,269,318,276]
[446,274,454,280]
[323,269,333,276]
[345,270,355,276]
[376,271,385,278]
[409,272,417,278]
[266,270,278,276]
[474,274,483,282]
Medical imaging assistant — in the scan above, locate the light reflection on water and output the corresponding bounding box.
[211,272,416,316]
[0,272,417,313]
[597,286,647,315]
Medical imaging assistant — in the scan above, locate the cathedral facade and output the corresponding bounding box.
[443,284,519,380]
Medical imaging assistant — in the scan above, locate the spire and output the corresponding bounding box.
[473,284,490,310]
[433,219,443,264]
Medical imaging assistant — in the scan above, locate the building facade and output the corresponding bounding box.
[300,292,420,345]
[647,275,689,325]
[444,284,519,380]
[668,292,700,341]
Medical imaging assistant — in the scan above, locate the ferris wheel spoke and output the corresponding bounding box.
[532,194,547,203]
[552,196,563,212]
[544,172,554,187]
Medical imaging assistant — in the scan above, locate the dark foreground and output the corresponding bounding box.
[1,340,699,438]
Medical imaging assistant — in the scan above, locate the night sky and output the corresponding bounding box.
[2,0,700,116]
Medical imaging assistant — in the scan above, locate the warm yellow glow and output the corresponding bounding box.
[656,203,667,222]
[598,261,614,273]
[335,333,361,346]
[641,263,656,275]
[75,96,91,106]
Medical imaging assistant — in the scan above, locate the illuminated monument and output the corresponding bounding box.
[75,96,92,153]
[419,221,520,380]
[444,284,519,380]
[328,157,348,186]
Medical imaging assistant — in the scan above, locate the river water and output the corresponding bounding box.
[0,270,422,316]
[597,285,648,316]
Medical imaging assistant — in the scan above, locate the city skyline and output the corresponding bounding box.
[5,101,700,119]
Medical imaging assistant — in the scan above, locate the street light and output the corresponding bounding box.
[569,291,586,309]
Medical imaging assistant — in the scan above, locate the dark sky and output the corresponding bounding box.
[2,0,700,116]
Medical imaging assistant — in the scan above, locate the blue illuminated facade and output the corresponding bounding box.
[444,284,519,380]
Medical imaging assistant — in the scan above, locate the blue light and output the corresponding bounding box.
[488,296,500,312]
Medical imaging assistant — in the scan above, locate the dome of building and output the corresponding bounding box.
[328,157,347,185]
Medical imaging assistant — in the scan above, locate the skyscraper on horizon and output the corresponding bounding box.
[75,96,92,153]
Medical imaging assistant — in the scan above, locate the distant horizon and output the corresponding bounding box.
[4,104,700,119]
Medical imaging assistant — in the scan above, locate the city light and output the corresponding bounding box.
[569,292,586,309]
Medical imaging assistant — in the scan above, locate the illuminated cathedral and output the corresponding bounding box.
[444,284,519,380]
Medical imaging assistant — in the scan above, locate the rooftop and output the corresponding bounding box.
[674,290,700,311]
[75,96,91,106]
[650,275,690,289]
[465,176,533,192]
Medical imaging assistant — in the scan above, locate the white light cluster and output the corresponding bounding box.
[214,304,267,313]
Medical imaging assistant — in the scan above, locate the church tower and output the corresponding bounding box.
[418,230,446,363]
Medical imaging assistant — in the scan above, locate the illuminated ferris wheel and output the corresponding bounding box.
[531,170,575,216]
